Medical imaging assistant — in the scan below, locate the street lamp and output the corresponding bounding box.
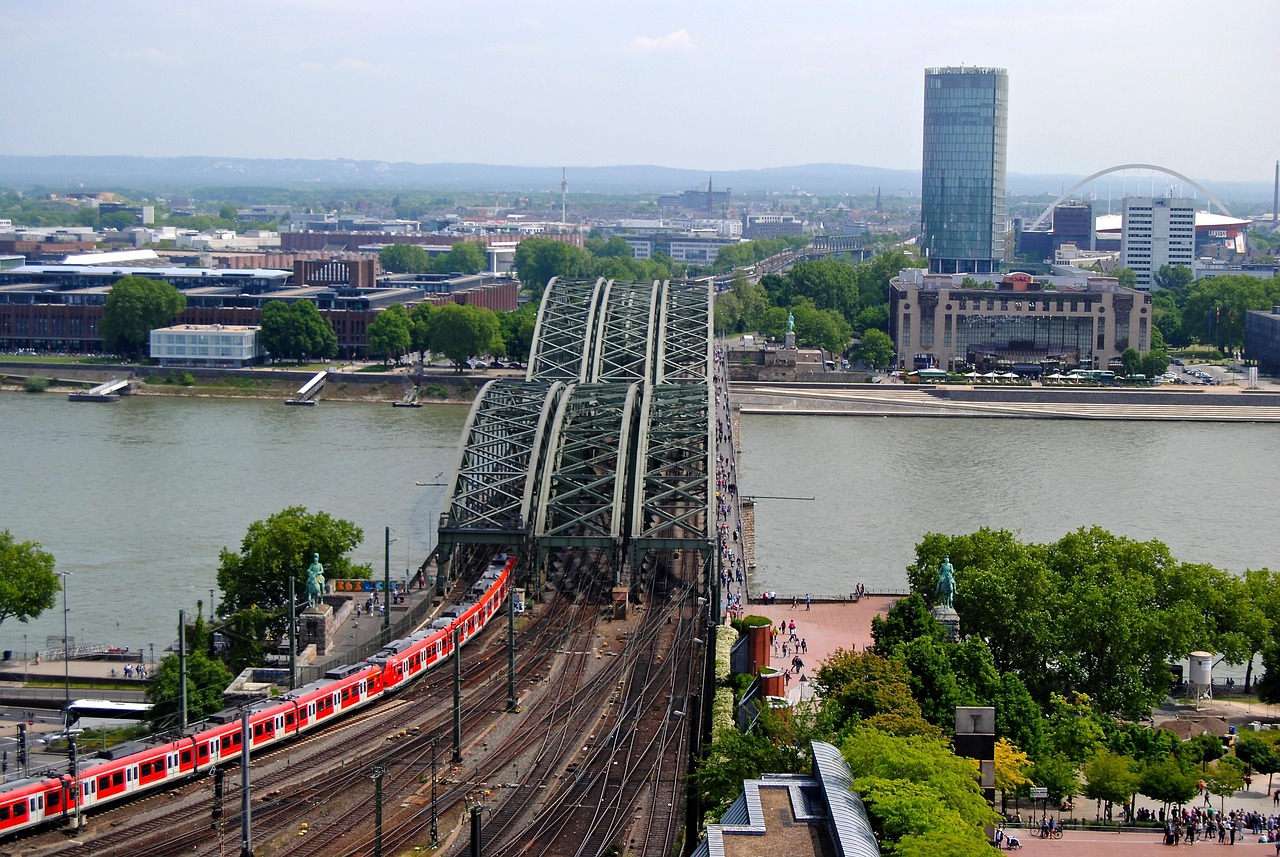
[59,571,73,709]
[384,527,398,633]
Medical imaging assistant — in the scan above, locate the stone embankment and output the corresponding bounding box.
[733,382,1280,422]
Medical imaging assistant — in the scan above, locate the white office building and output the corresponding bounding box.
[1120,197,1196,290]
[150,324,263,368]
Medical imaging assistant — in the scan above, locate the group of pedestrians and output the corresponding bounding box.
[713,346,749,623]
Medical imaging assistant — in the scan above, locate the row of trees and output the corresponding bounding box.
[908,526,1275,719]
[378,241,488,276]
[695,526,1280,853]
[364,300,533,368]
[1148,264,1280,352]
[512,236,676,294]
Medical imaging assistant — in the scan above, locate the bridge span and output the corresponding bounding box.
[436,277,717,593]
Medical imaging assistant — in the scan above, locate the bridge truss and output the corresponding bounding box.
[438,277,716,590]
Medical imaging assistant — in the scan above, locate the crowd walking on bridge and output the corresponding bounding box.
[714,345,750,623]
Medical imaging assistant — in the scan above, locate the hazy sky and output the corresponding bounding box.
[4,0,1276,182]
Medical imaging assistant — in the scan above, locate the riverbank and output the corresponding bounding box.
[0,360,497,404]
[733,381,1280,422]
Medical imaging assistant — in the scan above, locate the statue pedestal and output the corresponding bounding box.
[784,331,796,349]
[931,605,961,643]
[300,604,335,655]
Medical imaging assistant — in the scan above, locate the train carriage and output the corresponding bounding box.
[0,552,515,839]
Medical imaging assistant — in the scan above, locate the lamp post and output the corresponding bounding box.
[384,527,398,634]
[59,571,73,709]
[22,634,27,684]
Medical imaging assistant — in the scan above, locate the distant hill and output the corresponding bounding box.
[0,155,1271,204]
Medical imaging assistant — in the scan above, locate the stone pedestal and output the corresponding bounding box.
[931,605,961,643]
[300,604,335,655]
[784,331,796,349]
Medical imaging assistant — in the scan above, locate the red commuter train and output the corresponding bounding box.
[0,554,514,838]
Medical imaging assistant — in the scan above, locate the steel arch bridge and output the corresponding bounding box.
[437,277,716,589]
[1026,163,1232,231]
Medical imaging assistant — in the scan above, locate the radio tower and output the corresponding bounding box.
[561,167,568,225]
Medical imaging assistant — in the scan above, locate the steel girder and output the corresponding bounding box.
[655,280,714,384]
[534,382,640,548]
[589,279,660,384]
[629,381,714,554]
[439,380,564,547]
[527,277,603,382]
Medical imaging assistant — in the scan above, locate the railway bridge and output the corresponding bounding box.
[434,276,718,597]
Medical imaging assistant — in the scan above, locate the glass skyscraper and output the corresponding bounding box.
[921,66,1008,274]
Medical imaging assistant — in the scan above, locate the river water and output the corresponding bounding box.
[4,393,1279,668]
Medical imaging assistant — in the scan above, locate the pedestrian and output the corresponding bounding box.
[801,639,807,653]
[791,595,797,609]
[805,593,811,611]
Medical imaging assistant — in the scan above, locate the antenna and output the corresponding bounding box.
[561,167,568,225]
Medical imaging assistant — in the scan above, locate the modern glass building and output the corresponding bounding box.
[921,67,1008,275]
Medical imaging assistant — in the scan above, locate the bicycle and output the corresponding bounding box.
[1037,827,1063,840]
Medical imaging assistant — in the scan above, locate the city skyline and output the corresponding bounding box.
[2,1,1277,184]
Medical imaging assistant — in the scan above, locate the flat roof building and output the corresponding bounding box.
[1120,197,1196,290]
[150,324,262,368]
[921,67,1008,275]
[890,269,1153,372]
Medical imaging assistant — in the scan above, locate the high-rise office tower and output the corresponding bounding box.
[1121,196,1196,290]
[921,66,1008,274]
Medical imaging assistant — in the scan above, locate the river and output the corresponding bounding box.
[3,393,1279,666]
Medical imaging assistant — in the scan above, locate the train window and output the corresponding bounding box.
[14,802,25,816]
[221,736,232,752]
[141,762,152,777]
[98,776,110,791]
[0,806,9,821]
[286,713,294,726]
[181,749,192,763]
[199,744,209,760]
[253,724,263,738]
[48,791,60,809]
[113,772,124,787]
[157,758,167,772]
[234,734,242,747]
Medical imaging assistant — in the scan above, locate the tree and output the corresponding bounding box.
[496,301,538,361]
[842,726,997,855]
[1120,348,1142,376]
[428,303,500,370]
[1206,756,1245,810]
[513,237,591,294]
[1113,267,1138,289]
[994,738,1034,814]
[0,530,59,627]
[855,329,895,370]
[1083,750,1139,815]
[815,649,923,729]
[691,708,816,820]
[259,300,338,362]
[145,609,232,726]
[1032,753,1081,804]
[410,302,435,361]
[437,241,487,275]
[366,304,412,366]
[778,258,860,322]
[1183,274,1274,351]
[871,592,944,654]
[100,275,187,358]
[853,303,889,335]
[1154,264,1194,295]
[379,243,431,274]
[1138,755,1198,809]
[791,300,852,353]
[216,506,371,616]
[1185,733,1226,770]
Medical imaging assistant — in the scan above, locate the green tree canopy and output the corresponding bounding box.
[513,237,592,293]
[815,649,923,728]
[428,303,501,369]
[259,300,338,362]
[1138,755,1198,808]
[366,304,412,365]
[145,611,232,726]
[855,328,895,370]
[842,727,996,856]
[216,506,370,616]
[379,243,431,274]
[0,530,59,627]
[1083,749,1140,809]
[100,275,187,358]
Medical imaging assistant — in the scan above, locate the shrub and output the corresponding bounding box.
[422,383,450,400]
[24,376,49,393]
[180,372,195,386]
